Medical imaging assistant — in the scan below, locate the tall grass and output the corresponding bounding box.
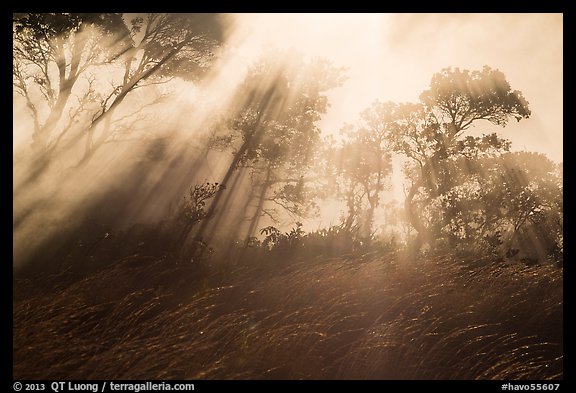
[13,251,562,379]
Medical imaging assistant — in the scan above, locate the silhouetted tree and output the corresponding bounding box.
[78,13,225,166]
[13,13,131,154]
[388,66,531,250]
[331,101,394,238]
[437,152,562,262]
[192,51,345,246]
[13,13,224,167]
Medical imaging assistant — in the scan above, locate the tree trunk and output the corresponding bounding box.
[404,177,430,251]
[76,110,114,168]
[192,84,280,248]
[31,36,84,154]
[191,141,250,247]
[363,189,380,239]
[245,167,272,243]
[74,43,185,167]
[344,188,357,232]
[31,83,74,153]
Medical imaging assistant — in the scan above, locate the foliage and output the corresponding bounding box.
[255,222,391,262]
[13,13,132,153]
[181,182,222,224]
[197,50,346,242]
[326,101,395,236]
[381,66,534,254]
[433,152,562,263]
[13,13,224,164]
[260,222,305,251]
[420,66,531,128]
[128,13,223,82]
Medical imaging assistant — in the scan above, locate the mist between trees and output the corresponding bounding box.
[13,13,562,275]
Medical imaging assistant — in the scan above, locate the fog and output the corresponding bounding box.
[13,13,562,272]
[13,13,564,381]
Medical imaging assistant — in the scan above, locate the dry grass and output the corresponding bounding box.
[13,251,562,379]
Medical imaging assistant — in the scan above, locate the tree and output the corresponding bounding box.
[13,13,224,167]
[13,13,226,270]
[190,51,345,247]
[13,13,131,155]
[78,13,224,166]
[329,101,394,237]
[438,152,563,262]
[389,66,531,250]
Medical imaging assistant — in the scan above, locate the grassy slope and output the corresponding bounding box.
[13,251,563,379]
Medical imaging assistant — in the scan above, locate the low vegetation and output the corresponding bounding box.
[14,242,562,380]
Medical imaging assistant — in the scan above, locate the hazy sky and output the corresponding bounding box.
[14,13,563,164]
[229,13,563,163]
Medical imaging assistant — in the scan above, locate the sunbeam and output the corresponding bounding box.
[13,13,562,382]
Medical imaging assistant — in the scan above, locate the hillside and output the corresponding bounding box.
[13,251,563,380]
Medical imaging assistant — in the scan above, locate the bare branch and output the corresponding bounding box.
[131,76,175,90]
